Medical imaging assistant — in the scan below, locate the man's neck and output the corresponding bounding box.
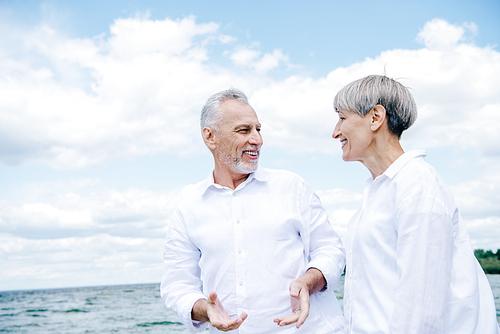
[213,167,250,190]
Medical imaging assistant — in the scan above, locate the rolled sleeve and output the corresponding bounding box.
[298,181,346,294]
[177,295,209,333]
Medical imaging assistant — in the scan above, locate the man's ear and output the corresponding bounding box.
[370,105,386,132]
[203,127,217,150]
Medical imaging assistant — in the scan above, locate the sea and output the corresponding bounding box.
[1,275,499,333]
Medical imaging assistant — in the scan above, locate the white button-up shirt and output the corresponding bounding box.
[161,168,345,333]
[344,150,499,334]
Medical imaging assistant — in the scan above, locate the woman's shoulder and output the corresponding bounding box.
[393,155,456,206]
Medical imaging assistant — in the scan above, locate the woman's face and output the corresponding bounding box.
[332,109,373,162]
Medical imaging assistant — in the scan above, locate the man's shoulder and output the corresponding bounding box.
[256,168,313,197]
[259,167,305,183]
[174,178,210,208]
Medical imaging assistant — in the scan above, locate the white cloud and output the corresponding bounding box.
[0,182,182,239]
[0,178,198,290]
[1,17,499,168]
[317,188,363,239]
[106,14,219,58]
[219,34,237,44]
[249,19,500,160]
[229,46,290,74]
[465,217,500,251]
[450,164,500,216]
[0,15,241,168]
[229,45,261,65]
[416,18,477,51]
[0,233,164,290]
[1,15,500,290]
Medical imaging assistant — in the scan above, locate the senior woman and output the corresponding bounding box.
[332,75,499,334]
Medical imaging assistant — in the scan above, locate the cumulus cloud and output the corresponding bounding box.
[317,188,363,239]
[230,46,290,74]
[1,15,500,290]
[465,217,500,251]
[0,183,181,239]
[1,17,499,168]
[0,233,164,290]
[416,18,477,51]
[0,15,240,168]
[450,163,500,217]
[0,180,181,290]
[246,19,500,158]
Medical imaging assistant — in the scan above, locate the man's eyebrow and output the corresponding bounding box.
[233,124,251,130]
[233,123,261,131]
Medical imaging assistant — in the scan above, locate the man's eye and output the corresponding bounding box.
[239,129,249,133]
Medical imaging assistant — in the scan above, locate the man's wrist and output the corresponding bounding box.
[300,268,327,294]
[191,298,209,322]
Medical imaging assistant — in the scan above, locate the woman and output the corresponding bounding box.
[332,75,499,334]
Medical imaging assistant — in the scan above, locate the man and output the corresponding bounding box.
[161,88,345,333]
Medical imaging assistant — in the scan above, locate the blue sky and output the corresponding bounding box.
[1,0,499,291]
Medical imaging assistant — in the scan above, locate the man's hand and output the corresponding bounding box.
[192,291,248,332]
[273,268,326,329]
[273,280,310,328]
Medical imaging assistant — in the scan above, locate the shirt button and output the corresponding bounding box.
[236,219,240,224]
[239,280,243,285]
[232,192,237,197]
[238,249,242,254]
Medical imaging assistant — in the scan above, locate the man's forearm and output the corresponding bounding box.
[191,298,209,322]
[296,267,327,295]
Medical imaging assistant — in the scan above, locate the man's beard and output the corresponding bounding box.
[218,146,259,174]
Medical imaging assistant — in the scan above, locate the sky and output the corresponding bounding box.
[0,0,499,291]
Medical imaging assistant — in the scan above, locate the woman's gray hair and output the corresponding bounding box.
[200,88,249,131]
[334,75,417,138]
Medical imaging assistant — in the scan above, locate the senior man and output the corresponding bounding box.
[161,88,345,333]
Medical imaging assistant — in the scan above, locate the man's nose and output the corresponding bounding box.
[249,129,263,145]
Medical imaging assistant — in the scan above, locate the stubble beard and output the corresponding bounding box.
[218,147,259,174]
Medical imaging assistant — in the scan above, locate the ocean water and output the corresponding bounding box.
[1,275,499,333]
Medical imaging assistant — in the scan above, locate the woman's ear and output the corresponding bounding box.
[370,105,386,132]
[203,127,217,150]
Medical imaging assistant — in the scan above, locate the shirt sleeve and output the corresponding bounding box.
[389,183,454,334]
[298,180,346,294]
[160,209,208,333]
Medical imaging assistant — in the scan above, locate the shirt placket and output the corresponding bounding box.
[347,181,373,333]
[231,190,247,323]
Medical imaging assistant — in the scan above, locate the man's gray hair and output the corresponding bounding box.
[334,75,417,138]
[200,88,249,131]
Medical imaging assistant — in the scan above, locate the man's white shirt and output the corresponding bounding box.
[161,168,345,333]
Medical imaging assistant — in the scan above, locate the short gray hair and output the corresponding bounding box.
[200,88,249,131]
[334,75,417,138]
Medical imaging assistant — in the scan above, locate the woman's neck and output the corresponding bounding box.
[362,135,404,179]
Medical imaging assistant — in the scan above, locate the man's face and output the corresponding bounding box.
[214,99,263,175]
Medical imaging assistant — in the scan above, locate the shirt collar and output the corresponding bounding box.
[383,150,426,179]
[200,167,269,195]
